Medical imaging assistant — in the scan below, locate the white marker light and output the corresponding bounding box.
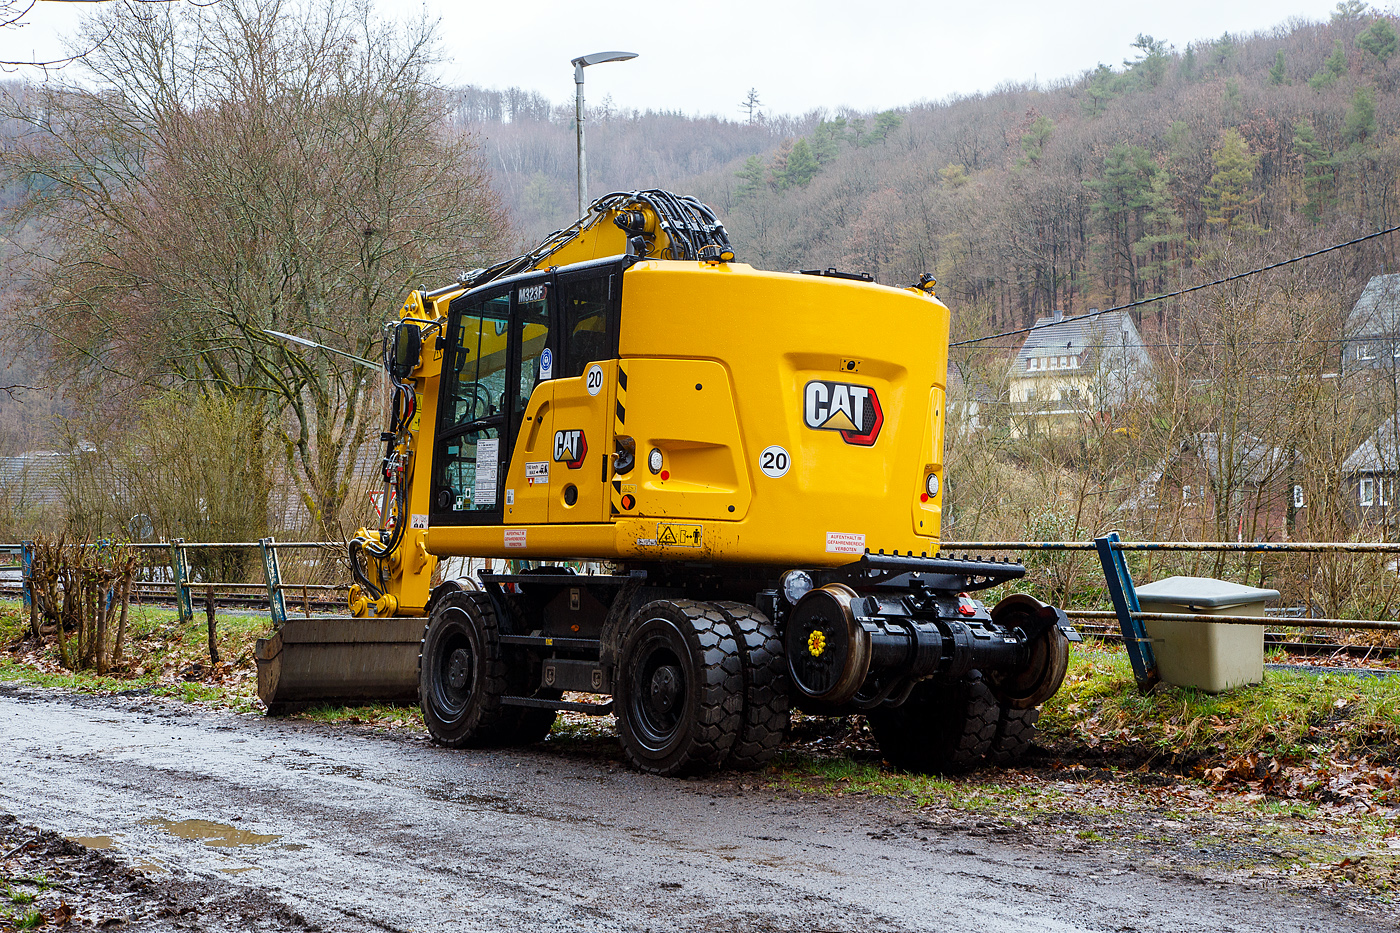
[648,447,664,474]
[781,570,814,605]
[925,473,940,498]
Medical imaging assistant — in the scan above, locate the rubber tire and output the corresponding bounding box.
[867,671,999,774]
[713,601,790,770]
[419,591,512,748]
[989,705,1040,765]
[615,599,744,776]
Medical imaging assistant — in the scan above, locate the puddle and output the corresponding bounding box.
[132,861,168,874]
[220,866,261,874]
[66,835,118,850]
[278,843,308,851]
[143,819,281,848]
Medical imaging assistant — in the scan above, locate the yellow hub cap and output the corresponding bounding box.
[807,630,826,658]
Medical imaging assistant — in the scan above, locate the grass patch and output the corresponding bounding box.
[1039,640,1400,765]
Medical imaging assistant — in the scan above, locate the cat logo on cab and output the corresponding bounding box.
[803,381,884,446]
[553,430,588,469]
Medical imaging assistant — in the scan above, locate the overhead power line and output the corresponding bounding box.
[949,224,1400,349]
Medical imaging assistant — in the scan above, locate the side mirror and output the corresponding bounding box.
[389,321,422,379]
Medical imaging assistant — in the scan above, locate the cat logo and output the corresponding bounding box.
[803,381,883,446]
[553,429,588,469]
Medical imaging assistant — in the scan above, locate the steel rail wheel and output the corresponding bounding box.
[419,591,511,747]
[615,600,743,776]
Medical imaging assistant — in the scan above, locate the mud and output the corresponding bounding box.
[0,683,1394,932]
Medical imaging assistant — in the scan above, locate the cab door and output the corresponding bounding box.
[548,267,620,523]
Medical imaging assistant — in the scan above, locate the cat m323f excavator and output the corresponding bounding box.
[253,190,1078,775]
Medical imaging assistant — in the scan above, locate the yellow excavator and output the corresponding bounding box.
[255,190,1077,775]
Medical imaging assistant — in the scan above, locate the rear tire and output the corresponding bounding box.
[867,671,999,774]
[713,601,789,770]
[419,591,511,747]
[615,599,743,776]
[989,705,1040,765]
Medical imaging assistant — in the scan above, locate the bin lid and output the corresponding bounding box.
[1134,575,1280,609]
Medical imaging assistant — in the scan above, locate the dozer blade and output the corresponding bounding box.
[254,617,423,714]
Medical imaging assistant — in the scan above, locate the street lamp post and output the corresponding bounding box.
[572,50,638,220]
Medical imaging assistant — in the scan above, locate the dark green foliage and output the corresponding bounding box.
[1204,128,1260,233]
[1345,86,1377,143]
[734,154,765,201]
[1310,39,1349,89]
[1270,49,1288,85]
[1293,120,1336,220]
[1019,114,1054,166]
[782,138,819,188]
[1125,34,1170,90]
[1357,18,1397,63]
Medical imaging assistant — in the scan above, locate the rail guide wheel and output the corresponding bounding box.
[614,599,744,776]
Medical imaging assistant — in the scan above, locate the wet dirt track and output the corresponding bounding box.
[0,685,1391,933]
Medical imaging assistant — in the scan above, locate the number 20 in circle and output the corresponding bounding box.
[759,445,791,478]
[585,363,605,397]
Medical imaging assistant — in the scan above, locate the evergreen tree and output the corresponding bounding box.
[871,110,903,143]
[1081,63,1119,116]
[1018,114,1054,166]
[1269,49,1288,85]
[783,138,820,187]
[1087,143,1158,298]
[1293,120,1336,220]
[1357,18,1397,64]
[1178,44,1198,81]
[1204,128,1261,234]
[1125,34,1169,89]
[1310,39,1349,88]
[811,119,846,164]
[739,88,762,124]
[735,155,766,201]
[1345,86,1377,143]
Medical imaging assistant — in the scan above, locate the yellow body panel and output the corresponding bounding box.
[426,261,948,568]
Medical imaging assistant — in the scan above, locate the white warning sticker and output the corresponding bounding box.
[504,528,527,549]
[525,461,549,485]
[825,532,866,555]
[505,489,515,505]
[410,513,428,530]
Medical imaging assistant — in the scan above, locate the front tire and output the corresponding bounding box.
[419,591,511,747]
[615,600,743,776]
[713,601,789,770]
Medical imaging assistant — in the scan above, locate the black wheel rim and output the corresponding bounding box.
[625,620,690,751]
[430,612,475,719]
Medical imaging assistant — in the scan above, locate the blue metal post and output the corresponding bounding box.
[170,539,193,624]
[1094,532,1159,691]
[260,537,287,628]
[19,541,33,614]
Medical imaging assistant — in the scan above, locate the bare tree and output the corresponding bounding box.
[2,0,510,537]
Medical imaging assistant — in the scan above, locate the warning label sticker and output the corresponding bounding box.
[525,461,549,485]
[656,522,702,548]
[504,528,527,549]
[410,513,428,530]
[825,532,866,555]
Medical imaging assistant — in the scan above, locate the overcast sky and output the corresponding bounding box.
[3,0,1373,116]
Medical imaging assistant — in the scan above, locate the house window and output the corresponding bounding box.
[1392,342,1400,358]
[1059,355,1068,368]
[1028,358,1037,371]
[1182,484,1197,503]
[1361,477,1375,506]
[1359,344,1377,361]
[1070,356,1079,368]
[1293,484,1304,509]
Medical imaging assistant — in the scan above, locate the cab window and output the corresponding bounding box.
[558,273,615,378]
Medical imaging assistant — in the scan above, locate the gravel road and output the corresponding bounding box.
[0,684,1390,933]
